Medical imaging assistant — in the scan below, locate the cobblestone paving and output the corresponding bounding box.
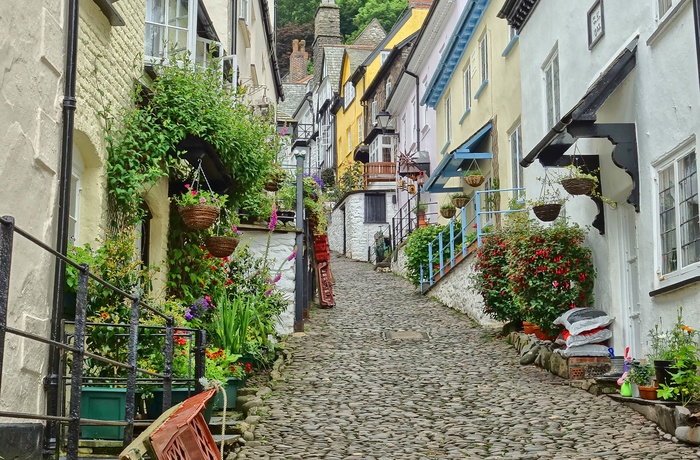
[236,256,700,459]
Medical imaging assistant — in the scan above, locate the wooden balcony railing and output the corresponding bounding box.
[364,162,396,185]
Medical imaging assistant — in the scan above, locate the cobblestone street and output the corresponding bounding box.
[235,256,700,459]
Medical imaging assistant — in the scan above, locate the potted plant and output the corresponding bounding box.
[264,163,287,192]
[557,164,597,195]
[463,170,485,187]
[451,191,471,209]
[238,190,273,225]
[630,362,656,399]
[204,211,242,258]
[528,189,565,222]
[414,203,428,228]
[440,202,456,219]
[205,347,249,410]
[172,184,226,230]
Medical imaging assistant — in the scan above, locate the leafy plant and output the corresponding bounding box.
[629,362,654,386]
[238,190,273,223]
[472,231,520,323]
[451,191,471,200]
[648,308,698,362]
[172,184,227,208]
[414,203,428,216]
[440,202,456,211]
[462,170,483,178]
[209,293,252,356]
[404,225,446,286]
[657,344,700,405]
[207,210,242,238]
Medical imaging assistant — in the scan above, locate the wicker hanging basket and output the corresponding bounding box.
[264,179,280,192]
[440,208,456,219]
[451,197,469,209]
[561,178,595,196]
[465,175,485,187]
[178,205,220,230]
[204,236,240,258]
[532,203,562,222]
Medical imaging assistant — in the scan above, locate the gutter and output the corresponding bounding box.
[404,69,421,152]
[45,0,80,454]
[520,116,570,167]
[695,0,700,90]
[258,0,284,100]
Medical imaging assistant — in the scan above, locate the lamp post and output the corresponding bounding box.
[293,146,308,332]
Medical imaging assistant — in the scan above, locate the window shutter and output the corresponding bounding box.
[364,194,386,223]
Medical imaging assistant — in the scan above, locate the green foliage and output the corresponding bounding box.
[238,190,274,223]
[657,344,700,405]
[172,185,227,208]
[440,202,455,211]
[277,0,318,27]
[209,293,252,356]
[320,168,336,190]
[105,52,280,228]
[648,308,697,361]
[348,0,407,42]
[472,232,519,323]
[629,362,654,386]
[339,162,365,193]
[404,225,445,286]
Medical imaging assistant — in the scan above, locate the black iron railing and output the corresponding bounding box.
[0,216,205,460]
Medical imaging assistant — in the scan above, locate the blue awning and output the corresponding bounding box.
[423,122,492,193]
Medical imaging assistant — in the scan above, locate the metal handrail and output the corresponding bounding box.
[419,188,525,292]
[0,215,205,459]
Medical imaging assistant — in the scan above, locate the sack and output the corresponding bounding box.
[553,308,614,336]
[553,344,611,358]
[555,327,612,347]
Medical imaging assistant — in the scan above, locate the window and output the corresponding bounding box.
[380,51,390,66]
[239,0,250,22]
[510,125,523,191]
[358,115,364,144]
[343,81,355,109]
[657,150,700,275]
[68,147,84,244]
[145,0,196,61]
[347,126,353,152]
[483,176,494,224]
[371,99,377,125]
[381,134,395,163]
[386,76,392,100]
[544,51,560,129]
[365,194,387,223]
[479,34,488,83]
[444,95,452,144]
[658,0,673,18]
[463,65,472,112]
[135,204,152,267]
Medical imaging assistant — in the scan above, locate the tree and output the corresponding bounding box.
[337,0,364,40]
[277,0,318,26]
[276,22,314,79]
[351,0,406,41]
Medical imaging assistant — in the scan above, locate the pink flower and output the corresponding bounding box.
[552,281,559,288]
[273,272,282,283]
[287,248,297,261]
[191,190,197,196]
[269,204,278,230]
[200,197,206,204]
[185,184,191,189]
[264,288,273,296]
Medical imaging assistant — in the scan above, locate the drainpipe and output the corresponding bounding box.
[404,68,422,216]
[44,0,79,456]
[694,0,700,90]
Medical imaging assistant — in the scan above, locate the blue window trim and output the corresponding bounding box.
[459,108,471,125]
[439,141,451,156]
[502,35,519,57]
[474,80,488,100]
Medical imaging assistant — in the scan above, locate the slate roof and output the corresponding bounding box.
[321,46,346,91]
[278,83,307,121]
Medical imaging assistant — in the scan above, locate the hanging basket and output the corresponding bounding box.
[532,203,562,222]
[179,205,220,230]
[440,208,456,219]
[205,236,240,258]
[561,178,595,196]
[465,175,485,187]
[264,180,281,192]
[451,197,469,209]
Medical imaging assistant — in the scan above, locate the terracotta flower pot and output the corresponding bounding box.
[523,321,536,335]
[638,385,658,400]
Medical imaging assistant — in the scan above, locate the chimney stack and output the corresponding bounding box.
[289,39,308,83]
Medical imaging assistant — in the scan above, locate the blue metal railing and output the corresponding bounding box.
[419,188,525,292]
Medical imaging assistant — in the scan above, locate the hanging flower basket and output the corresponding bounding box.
[205,236,240,258]
[532,203,562,222]
[440,208,456,219]
[451,197,469,209]
[561,178,595,196]
[179,205,220,230]
[465,175,485,187]
[264,179,281,192]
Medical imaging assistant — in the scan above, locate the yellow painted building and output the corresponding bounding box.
[422,0,522,223]
[336,6,431,179]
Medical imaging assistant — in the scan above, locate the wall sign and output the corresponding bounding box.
[588,0,605,49]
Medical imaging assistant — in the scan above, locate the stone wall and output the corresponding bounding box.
[240,227,298,334]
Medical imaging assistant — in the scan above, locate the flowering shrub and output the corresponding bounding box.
[506,219,595,334]
[172,184,227,208]
[205,347,251,381]
[473,232,519,323]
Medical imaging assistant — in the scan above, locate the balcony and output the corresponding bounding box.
[363,162,396,185]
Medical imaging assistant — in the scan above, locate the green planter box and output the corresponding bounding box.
[80,387,127,440]
[213,377,245,410]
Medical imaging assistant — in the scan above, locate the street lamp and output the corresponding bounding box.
[375,110,392,131]
[292,144,308,333]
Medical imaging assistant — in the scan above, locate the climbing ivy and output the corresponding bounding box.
[104,53,281,228]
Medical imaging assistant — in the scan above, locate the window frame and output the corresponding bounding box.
[144,0,198,63]
[463,65,472,113]
[68,147,84,244]
[386,76,392,100]
[479,34,488,84]
[657,0,674,19]
[358,114,364,144]
[653,137,700,287]
[347,126,353,153]
[343,81,355,110]
[510,124,524,192]
[364,193,387,223]
[543,50,561,130]
[444,94,452,145]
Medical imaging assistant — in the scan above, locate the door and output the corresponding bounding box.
[619,205,642,357]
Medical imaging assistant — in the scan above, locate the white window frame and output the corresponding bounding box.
[343,81,355,110]
[510,124,524,193]
[479,34,488,83]
[144,0,198,63]
[380,51,390,66]
[657,0,674,19]
[381,134,395,163]
[543,50,560,129]
[69,146,84,244]
[239,0,250,23]
[358,115,364,144]
[347,126,353,152]
[386,76,392,100]
[444,94,452,145]
[463,65,472,112]
[654,138,700,281]
[371,98,377,125]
